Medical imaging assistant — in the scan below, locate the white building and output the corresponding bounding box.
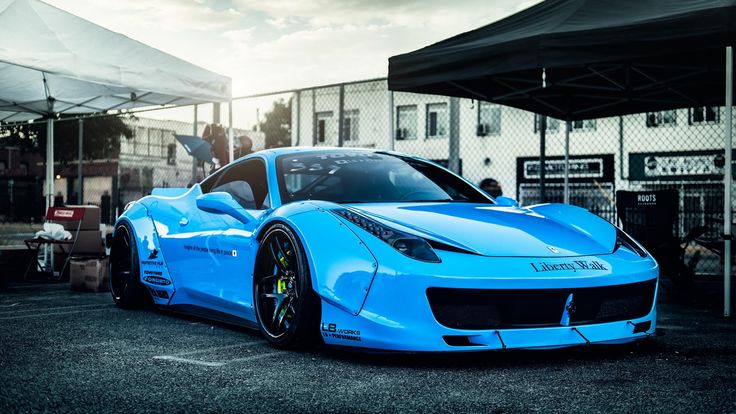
[291,79,729,225]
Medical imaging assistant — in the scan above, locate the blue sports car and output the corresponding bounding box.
[110,148,658,351]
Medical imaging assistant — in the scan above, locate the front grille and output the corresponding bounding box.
[427,279,656,330]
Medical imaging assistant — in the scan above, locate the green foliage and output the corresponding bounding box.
[258,99,292,149]
[0,115,133,164]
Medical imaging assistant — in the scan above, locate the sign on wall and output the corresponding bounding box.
[629,150,736,181]
[516,154,614,184]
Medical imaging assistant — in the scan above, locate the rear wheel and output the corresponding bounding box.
[254,224,320,349]
[109,222,147,308]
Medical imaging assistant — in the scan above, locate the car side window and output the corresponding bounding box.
[209,158,269,210]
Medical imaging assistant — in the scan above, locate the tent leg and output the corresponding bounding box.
[564,120,571,204]
[45,118,54,274]
[539,115,547,203]
[388,91,395,151]
[228,100,234,164]
[725,46,733,318]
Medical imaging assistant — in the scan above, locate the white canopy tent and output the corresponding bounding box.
[0,0,232,210]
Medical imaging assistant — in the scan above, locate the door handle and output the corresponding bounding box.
[179,217,189,226]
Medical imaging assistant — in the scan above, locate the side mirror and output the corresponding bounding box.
[196,192,254,224]
[494,196,519,207]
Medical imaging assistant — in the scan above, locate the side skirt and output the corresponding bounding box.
[161,304,260,330]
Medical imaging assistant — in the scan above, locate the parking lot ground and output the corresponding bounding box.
[1,282,735,414]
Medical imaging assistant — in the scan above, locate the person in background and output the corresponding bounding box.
[202,123,229,173]
[235,135,253,159]
[480,178,503,198]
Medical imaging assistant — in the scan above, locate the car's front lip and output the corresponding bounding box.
[317,249,658,352]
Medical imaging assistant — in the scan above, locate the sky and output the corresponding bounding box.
[45,0,541,97]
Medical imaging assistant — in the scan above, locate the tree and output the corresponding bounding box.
[257,99,292,149]
[0,114,133,165]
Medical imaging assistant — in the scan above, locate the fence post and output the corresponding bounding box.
[228,100,234,164]
[192,105,198,184]
[448,97,460,174]
[312,89,317,146]
[337,84,345,147]
[294,91,301,146]
[388,90,395,151]
[77,118,83,204]
[564,120,570,204]
[724,45,733,317]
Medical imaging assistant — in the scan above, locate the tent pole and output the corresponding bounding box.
[228,100,234,164]
[77,119,83,204]
[564,120,571,204]
[45,118,54,211]
[388,90,395,151]
[192,105,198,184]
[725,45,733,317]
[539,115,547,203]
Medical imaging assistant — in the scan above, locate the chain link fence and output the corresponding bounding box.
[1,77,734,278]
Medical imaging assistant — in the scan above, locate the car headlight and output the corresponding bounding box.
[614,228,647,257]
[333,208,441,263]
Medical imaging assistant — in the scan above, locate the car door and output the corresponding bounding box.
[180,158,271,319]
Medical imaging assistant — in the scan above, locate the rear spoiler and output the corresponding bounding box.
[151,187,189,198]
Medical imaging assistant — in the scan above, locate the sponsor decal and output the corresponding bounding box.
[530,260,608,273]
[141,260,164,266]
[183,244,238,258]
[321,322,361,342]
[148,249,159,259]
[54,209,74,218]
[143,275,171,286]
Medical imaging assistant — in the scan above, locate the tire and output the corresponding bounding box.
[109,222,148,308]
[253,223,321,349]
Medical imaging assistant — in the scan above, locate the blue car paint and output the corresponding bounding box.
[114,147,659,352]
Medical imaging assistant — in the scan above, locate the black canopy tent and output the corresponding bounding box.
[388,0,735,316]
[388,0,735,120]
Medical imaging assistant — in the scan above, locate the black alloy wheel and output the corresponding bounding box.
[254,224,320,348]
[109,222,146,308]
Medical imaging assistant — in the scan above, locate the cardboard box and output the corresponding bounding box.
[70,257,109,292]
[53,230,104,256]
[62,205,101,231]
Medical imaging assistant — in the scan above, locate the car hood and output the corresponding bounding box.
[346,202,616,257]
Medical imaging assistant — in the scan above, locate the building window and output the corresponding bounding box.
[689,106,720,125]
[571,119,596,132]
[315,111,333,143]
[426,103,448,139]
[396,105,417,140]
[646,110,677,127]
[343,109,359,142]
[534,114,560,133]
[166,143,177,166]
[477,102,501,136]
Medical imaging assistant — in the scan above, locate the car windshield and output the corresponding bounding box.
[276,151,493,204]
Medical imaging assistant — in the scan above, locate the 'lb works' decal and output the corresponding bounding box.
[530,260,608,272]
[321,322,361,342]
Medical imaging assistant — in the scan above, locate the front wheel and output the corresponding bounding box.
[253,224,320,349]
[109,222,147,308]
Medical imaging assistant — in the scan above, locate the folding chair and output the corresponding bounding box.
[615,189,679,278]
[23,206,85,280]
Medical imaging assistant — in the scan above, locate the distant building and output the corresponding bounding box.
[291,79,728,228]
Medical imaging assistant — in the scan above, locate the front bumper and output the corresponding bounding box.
[318,248,658,352]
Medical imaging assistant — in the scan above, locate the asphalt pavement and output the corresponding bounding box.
[1,282,734,413]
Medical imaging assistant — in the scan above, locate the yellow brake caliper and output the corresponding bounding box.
[277,279,287,294]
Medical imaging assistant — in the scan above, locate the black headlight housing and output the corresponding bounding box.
[333,208,441,263]
[614,228,647,257]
